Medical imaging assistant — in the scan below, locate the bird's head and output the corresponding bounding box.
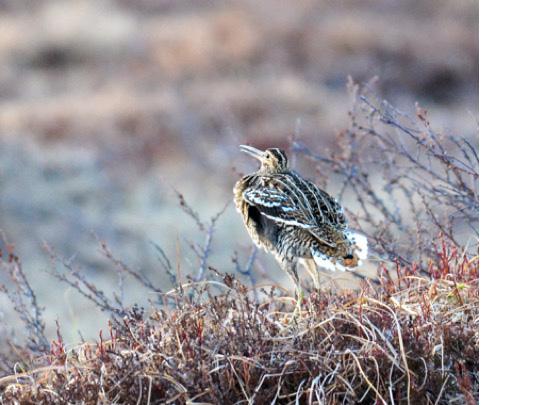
[239,145,289,174]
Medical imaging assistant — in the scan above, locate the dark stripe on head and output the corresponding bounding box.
[268,148,288,168]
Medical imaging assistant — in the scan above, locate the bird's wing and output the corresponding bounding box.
[313,185,348,226]
[244,187,336,247]
[244,173,350,247]
[243,187,315,228]
[280,173,346,226]
[307,226,338,247]
[283,174,347,246]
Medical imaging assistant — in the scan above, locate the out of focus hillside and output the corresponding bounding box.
[0,0,478,340]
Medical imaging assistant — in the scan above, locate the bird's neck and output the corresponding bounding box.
[258,168,287,175]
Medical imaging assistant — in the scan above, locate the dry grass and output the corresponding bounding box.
[0,77,478,402]
[0,241,478,404]
[0,1,479,402]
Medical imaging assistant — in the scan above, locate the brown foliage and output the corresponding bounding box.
[0,88,478,403]
[1,243,478,404]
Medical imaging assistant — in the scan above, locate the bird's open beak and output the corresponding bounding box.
[239,145,265,161]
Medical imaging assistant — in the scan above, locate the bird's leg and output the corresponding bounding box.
[300,258,321,315]
[301,258,320,290]
[284,260,303,318]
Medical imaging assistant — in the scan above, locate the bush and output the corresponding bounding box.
[0,87,478,404]
[1,242,477,404]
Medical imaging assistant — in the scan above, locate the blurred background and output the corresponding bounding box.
[0,0,477,341]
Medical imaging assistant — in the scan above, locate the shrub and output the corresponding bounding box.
[1,242,477,404]
[0,87,478,403]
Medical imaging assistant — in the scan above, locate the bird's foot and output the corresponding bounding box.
[287,288,304,325]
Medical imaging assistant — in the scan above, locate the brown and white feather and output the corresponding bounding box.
[234,146,367,289]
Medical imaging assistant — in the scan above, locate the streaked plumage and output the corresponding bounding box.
[234,145,367,297]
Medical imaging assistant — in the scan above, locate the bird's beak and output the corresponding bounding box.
[239,145,265,161]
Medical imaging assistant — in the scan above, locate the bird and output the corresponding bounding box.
[233,145,368,309]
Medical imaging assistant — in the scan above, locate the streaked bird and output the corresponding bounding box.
[233,145,367,308]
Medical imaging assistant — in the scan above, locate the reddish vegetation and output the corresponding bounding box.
[0,60,478,402]
[1,239,477,404]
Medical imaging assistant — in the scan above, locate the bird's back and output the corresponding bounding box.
[234,169,350,253]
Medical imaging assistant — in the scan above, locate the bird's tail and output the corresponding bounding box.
[346,229,368,262]
[311,230,368,272]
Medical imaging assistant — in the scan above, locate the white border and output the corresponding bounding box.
[481,1,545,403]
